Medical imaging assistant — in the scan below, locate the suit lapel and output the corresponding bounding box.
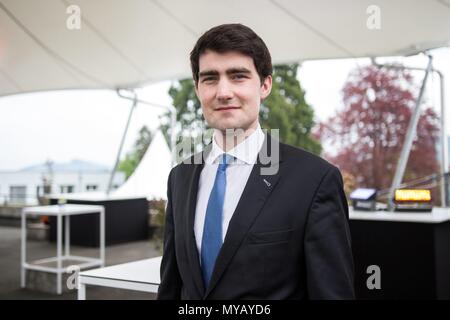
[204,134,283,298]
[184,144,213,297]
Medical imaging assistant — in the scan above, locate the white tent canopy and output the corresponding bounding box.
[1,0,449,97]
[113,130,172,200]
[1,0,449,203]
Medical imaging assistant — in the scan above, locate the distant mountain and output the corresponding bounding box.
[21,159,110,173]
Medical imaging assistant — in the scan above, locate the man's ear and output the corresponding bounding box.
[260,75,272,101]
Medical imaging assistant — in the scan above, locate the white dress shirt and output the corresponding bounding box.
[194,124,265,255]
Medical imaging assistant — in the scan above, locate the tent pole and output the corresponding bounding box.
[106,90,137,195]
[373,55,433,210]
[388,55,432,210]
[438,72,448,207]
[116,89,177,166]
[372,56,448,207]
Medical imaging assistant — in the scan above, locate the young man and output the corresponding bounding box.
[158,24,355,299]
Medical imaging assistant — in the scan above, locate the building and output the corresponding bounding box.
[0,159,125,205]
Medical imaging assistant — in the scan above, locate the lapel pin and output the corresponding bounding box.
[263,178,271,187]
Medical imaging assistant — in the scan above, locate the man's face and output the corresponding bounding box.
[195,50,272,133]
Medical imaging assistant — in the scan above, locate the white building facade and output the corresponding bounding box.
[0,160,125,205]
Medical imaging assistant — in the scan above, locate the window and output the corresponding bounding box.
[10,186,27,204]
[60,185,74,194]
[86,185,98,191]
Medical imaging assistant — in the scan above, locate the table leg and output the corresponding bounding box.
[21,210,26,288]
[100,208,105,267]
[78,282,86,300]
[57,214,62,295]
[65,216,70,257]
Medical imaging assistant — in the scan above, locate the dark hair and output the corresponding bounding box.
[190,23,272,85]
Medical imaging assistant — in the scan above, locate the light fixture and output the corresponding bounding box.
[393,189,432,212]
[350,188,377,211]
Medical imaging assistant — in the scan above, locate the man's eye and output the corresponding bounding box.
[232,74,247,80]
[202,77,216,83]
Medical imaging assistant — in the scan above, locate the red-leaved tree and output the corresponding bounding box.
[315,65,440,200]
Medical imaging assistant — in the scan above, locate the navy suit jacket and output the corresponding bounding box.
[158,134,355,299]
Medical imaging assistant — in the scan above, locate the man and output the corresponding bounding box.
[158,24,354,300]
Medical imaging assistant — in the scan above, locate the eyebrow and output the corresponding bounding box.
[198,67,252,78]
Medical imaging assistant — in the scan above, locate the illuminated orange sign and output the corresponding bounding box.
[394,189,431,202]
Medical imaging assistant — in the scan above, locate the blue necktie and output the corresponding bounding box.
[201,153,233,288]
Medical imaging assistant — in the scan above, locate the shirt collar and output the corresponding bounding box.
[206,123,265,165]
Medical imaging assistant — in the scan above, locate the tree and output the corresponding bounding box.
[118,125,153,179]
[262,64,321,154]
[160,64,321,155]
[315,65,440,199]
[160,79,206,155]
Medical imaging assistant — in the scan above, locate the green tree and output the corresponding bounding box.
[160,63,321,154]
[262,64,321,154]
[118,125,153,179]
[159,79,206,155]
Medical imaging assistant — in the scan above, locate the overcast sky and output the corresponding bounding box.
[0,47,449,171]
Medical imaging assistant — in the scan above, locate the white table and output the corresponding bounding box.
[21,204,105,294]
[349,206,450,223]
[77,256,161,300]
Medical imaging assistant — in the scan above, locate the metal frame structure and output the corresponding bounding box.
[106,90,138,195]
[106,88,177,195]
[373,54,448,209]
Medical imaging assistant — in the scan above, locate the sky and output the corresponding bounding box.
[0,47,449,171]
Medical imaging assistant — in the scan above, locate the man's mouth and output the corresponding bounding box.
[216,106,240,111]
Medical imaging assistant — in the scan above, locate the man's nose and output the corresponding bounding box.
[216,79,233,101]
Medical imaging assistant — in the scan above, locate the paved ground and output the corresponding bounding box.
[0,225,163,300]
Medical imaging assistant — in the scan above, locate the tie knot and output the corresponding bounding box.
[218,153,233,171]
